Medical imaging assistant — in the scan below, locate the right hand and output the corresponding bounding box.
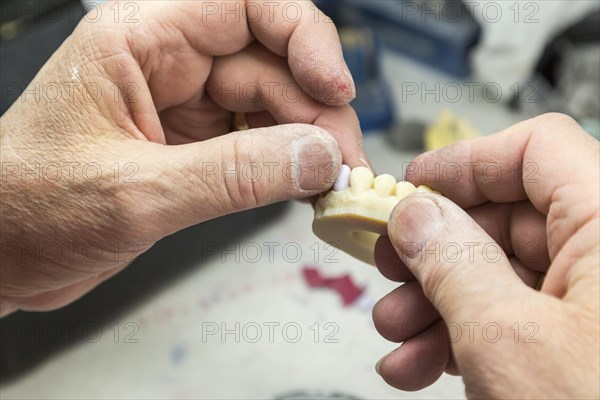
[373,113,599,398]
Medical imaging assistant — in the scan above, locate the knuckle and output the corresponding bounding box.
[419,261,454,305]
[223,172,262,211]
[535,112,578,129]
[222,136,266,211]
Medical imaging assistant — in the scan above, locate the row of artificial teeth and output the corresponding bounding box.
[333,165,437,197]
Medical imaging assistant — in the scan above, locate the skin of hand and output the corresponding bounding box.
[373,113,599,398]
[0,1,368,317]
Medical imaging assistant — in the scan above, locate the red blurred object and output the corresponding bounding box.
[302,266,365,307]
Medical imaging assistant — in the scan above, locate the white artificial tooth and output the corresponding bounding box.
[416,185,433,193]
[374,174,397,196]
[333,164,352,192]
[350,167,374,195]
[396,181,417,198]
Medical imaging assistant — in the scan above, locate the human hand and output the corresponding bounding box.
[373,114,599,398]
[0,1,367,316]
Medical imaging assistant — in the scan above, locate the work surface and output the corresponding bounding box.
[1,51,527,399]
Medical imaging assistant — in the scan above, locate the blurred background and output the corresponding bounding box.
[1,1,599,399]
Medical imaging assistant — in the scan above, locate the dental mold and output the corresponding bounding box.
[312,166,439,266]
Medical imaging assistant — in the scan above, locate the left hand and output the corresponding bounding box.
[0,0,366,316]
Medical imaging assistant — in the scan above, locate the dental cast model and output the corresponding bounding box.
[312,165,439,266]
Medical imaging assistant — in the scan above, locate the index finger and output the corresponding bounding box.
[78,1,354,142]
[405,113,599,258]
[406,113,599,212]
[247,0,356,105]
[154,0,355,105]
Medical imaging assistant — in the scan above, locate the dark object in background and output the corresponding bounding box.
[535,10,600,89]
[339,27,395,132]
[317,0,481,77]
[514,10,600,139]
[0,0,76,35]
[275,391,363,400]
[388,120,427,151]
[0,0,84,114]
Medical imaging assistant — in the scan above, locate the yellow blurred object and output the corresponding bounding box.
[424,110,481,151]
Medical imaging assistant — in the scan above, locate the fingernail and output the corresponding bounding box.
[375,355,386,376]
[391,197,443,259]
[293,134,340,191]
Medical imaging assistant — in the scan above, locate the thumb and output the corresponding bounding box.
[130,124,341,237]
[388,194,527,322]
